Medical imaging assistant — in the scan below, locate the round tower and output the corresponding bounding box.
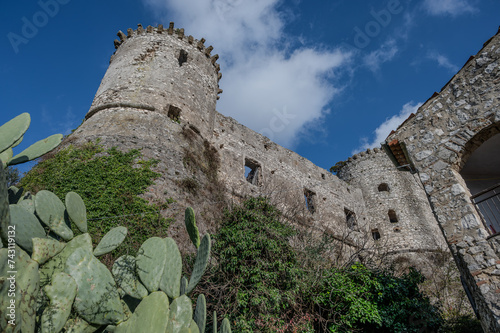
[65,24,225,251]
[337,147,448,271]
[84,23,222,138]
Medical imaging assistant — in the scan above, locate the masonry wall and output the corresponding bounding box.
[212,111,373,262]
[338,147,447,257]
[387,28,500,332]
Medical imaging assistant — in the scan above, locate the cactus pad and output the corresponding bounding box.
[65,192,88,233]
[17,197,34,214]
[11,246,39,332]
[0,148,13,167]
[114,291,170,333]
[35,190,74,241]
[194,294,206,333]
[0,113,30,154]
[166,295,193,333]
[112,255,148,300]
[136,237,167,292]
[41,272,77,333]
[221,318,232,333]
[186,234,211,294]
[184,207,200,249]
[64,317,99,333]
[65,247,124,325]
[93,226,127,256]
[159,237,182,298]
[9,204,46,252]
[9,133,63,166]
[39,233,92,287]
[31,237,66,265]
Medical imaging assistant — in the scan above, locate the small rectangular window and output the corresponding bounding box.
[245,158,261,185]
[304,189,316,214]
[372,229,381,240]
[345,208,357,230]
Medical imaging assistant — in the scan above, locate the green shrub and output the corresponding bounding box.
[201,197,444,333]
[19,141,168,258]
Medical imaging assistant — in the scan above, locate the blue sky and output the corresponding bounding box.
[1,0,499,174]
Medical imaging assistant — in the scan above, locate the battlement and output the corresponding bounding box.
[113,23,222,84]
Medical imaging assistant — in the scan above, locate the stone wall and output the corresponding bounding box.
[338,147,447,255]
[67,23,500,331]
[387,28,500,332]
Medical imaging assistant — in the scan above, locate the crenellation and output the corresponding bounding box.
[117,30,126,42]
[177,28,184,39]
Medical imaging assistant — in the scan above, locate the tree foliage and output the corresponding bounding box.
[200,197,450,333]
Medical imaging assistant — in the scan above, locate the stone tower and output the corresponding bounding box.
[68,23,225,246]
[338,147,448,272]
[84,23,221,138]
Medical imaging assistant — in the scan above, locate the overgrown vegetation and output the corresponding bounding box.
[19,141,170,258]
[197,197,480,333]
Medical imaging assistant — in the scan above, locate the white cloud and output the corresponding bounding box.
[363,39,398,72]
[142,0,352,148]
[427,51,459,73]
[422,0,477,16]
[353,101,422,154]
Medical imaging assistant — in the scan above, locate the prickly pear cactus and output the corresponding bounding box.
[35,190,74,241]
[160,237,182,298]
[41,272,77,333]
[112,255,148,300]
[65,247,124,324]
[136,237,167,292]
[93,226,127,256]
[186,234,211,294]
[185,207,200,249]
[65,192,87,233]
[0,113,62,168]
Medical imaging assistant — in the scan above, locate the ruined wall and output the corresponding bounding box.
[387,28,500,332]
[212,111,373,262]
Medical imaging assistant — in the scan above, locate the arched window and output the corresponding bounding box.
[388,209,398,223]
[371,229,381,240]
[378,183,390,192]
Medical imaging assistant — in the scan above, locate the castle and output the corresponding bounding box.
[67,23,500,331]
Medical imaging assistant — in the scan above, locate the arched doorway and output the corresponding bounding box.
[460,132,500,235]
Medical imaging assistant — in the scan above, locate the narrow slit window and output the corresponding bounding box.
[345,208,357,230]
[245,158,261,185]
[167,105,181,121]
[378,183,390,192]
[388,209,398,223]
[372,229,381,240]
[178,49,188,66]
[304,189,316,214]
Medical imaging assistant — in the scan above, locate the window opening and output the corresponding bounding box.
[167,105,181,122]
[245,158,261,185]
[345,208,357,230]
[371,229,381,240]
[304,189,316,214]
[388,209,398,223]
[378,183,390,192]
[178,49,188,66]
